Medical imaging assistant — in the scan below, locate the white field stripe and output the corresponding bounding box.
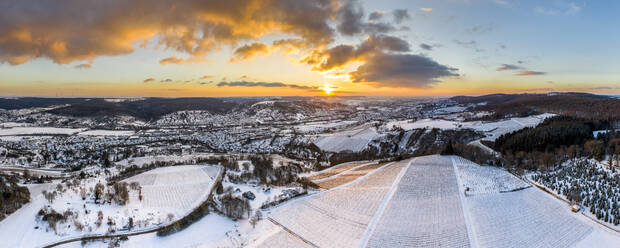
[313,161,377,183]
[451,155,480,248]
[266,161,396,215]
[358,158,414,248]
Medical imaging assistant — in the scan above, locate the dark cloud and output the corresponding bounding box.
[337,0,398,36]
[514,71,546,76]
[231,43,269,62]
[453,40,477,47]
[143,78,155,83]
[349,53,459,88]
[453,40,484,52]
[161,79,173,82]
[368,11,383,21]
[337,0,365,36]
[466,24,494,34]
[74,63,91,69]
[496,64,523,71]
[419,43,433,51]
[217,81,317,90]
[393,9,410,24]
[307,34,410,71]
[364,22,396,34]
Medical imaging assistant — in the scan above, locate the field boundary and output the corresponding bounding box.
[40,165,224,248]
[312,161,376,183]
[267,218,319,248]
[451,156,480,248]
[358,158,413,248]
[525,177,620,235]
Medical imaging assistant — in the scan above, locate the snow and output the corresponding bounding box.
[313,125,380,152]
[77,130,135,136]
[466,188,593,248]
[593,130,610,138]
[366,155,470,248]
[452,156,530,195]
[387,118,461,130]
[436,105,468,114]
[124,165,220,213]
[0,165,220,248]
[116,154,215,167]
[386,113,555,141]
[58,214,237,248]
[294,120,357,133]
[575,228,620,248]
[263,160,408,248]
[255,155,620,248]
[0,122,29,128]
[0,127,85,136]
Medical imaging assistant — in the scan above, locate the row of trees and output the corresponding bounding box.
[533,159,620,225]
[0,174,30,221]
[491,115,620,172]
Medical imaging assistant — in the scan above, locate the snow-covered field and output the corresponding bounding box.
[313,125,381,152]
[294,120,357,133]
[251,155,620,248]
[0,127,85,136]
[315,162,385,189]
[123,165,220,213]
[77,130,135,136]
[452,156,529,195]
[0,165,220,248]
[307,161,374,181]
[366,155,470,248]
[261,160,408,248]
[115,154,215,168]
[386,113,555,141]
[466,188,593,248]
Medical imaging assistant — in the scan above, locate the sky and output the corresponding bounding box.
[0,0,618,97]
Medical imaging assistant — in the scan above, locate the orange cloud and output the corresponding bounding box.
[230,43,269,62]
[514,71,546,76]
[159,56,207,65]
[0,0,341,65]
[143,78,155,83]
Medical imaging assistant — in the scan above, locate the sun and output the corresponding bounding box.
[322,84,335,95]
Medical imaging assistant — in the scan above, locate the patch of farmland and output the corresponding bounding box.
[77,130,135,136]
[124,165,221,212]
[386,113,554,141]
[386,118,461,130]
[365,155,471,248]
[306,161,373,181]
[294,120,357,133]
[313,126,380,152]
[315,162,386,189]
[0,127,85,136]
[452,156,529,195]
[254,228,313,248]
[115,154,215,167]
[266,160,408,248]
[466,187,593,248]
